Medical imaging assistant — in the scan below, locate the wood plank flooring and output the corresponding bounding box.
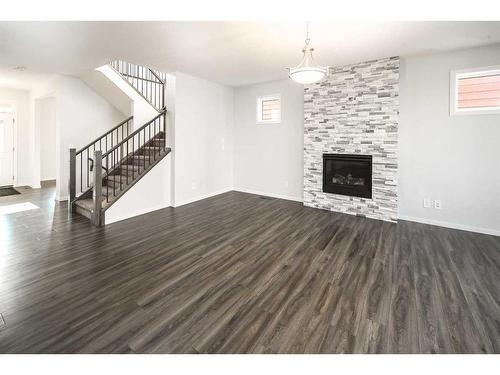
[0,184,499,353]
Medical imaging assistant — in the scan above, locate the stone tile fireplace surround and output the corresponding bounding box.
[303,56,399,222]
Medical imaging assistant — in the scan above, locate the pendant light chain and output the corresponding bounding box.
[287,21,328,84]
[305,21,310,46]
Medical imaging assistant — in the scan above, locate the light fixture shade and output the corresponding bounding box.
[289,65,327,84]
[287,26,328,84]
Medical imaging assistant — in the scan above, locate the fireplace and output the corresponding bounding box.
[323,154,372,199]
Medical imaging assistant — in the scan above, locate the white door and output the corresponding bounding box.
[0,114,15,186]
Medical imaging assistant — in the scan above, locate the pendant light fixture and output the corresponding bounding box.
[288,22,329,84]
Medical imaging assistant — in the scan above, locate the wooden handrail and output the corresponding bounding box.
[102,111,166,159]
[76,116,133,155]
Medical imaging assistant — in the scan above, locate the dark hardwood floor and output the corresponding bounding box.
[0,184,499,353]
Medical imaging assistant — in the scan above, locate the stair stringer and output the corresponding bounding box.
[104,152,172,224]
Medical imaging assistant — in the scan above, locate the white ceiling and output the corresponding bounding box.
[0,21,499,88]
[0,66,55,91]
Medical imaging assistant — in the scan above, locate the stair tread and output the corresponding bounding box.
[73,147,171,217]
[107,174,131,181]
[74,197,110,211]
[132,154,153,159]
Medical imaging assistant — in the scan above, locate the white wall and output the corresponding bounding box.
[107,71,234,222]
[29,75,60,189]
[105,154,172,224]
[82,70,132,116]
[38,96,56,181]
[233,79,304,201]
[0,87,30,186]
[56,76,126,200]
[97,65,157,129]
[230,45,499,236]
[399,43,500,235]
[172,72,234,206]
[102,69,173,224]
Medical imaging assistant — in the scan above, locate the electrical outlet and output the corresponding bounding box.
[191,182,197,190]
[434,200,442,209]
[423,198,432,208]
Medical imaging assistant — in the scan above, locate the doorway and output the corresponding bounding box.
[0,107,15,187]
[38,97,56,184]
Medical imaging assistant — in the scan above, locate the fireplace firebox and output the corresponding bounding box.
[322,154,372,199]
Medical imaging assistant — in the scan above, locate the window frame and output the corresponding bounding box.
[450,65,500,116]
[256,94,282,124]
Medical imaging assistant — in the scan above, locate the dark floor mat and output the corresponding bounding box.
[0,187,21,197]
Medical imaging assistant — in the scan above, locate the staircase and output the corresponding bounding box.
[69,60,171,226]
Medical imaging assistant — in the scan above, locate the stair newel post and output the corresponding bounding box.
[92,150,103,226]
[68,147,76,214]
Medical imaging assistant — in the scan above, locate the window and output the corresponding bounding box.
[257,95,281,124]
[450,66,500,115]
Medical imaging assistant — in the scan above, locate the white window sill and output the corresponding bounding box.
[450,107,500,116]
[256,121,281,125]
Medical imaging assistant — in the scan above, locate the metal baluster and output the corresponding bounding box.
[86,148,89,188]
[113,149,116,196]
[69,148,76,213]
[92,144,95,187]
[80,153,82,193]
[106,157,109,202]
[135,64,138,92]
[126,140,129,185]
[92,150,102,226]
[119,146,122,192]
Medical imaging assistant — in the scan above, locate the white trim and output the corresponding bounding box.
[233,187,303,203]
[173,188,233,208]
[55,193,67,201]
[105,202,172,225]
[450,65,500,116]
[0,101,17,187]
[398,214,500,237]
[173,187,304,207]
[256,94,281,124]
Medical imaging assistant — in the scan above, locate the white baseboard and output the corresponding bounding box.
[55,195,68,202]
[15,183,42,189]
[106,202,172,225]
[398,214,500,237]
[173,188,232,208]
[233,187,303,203]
